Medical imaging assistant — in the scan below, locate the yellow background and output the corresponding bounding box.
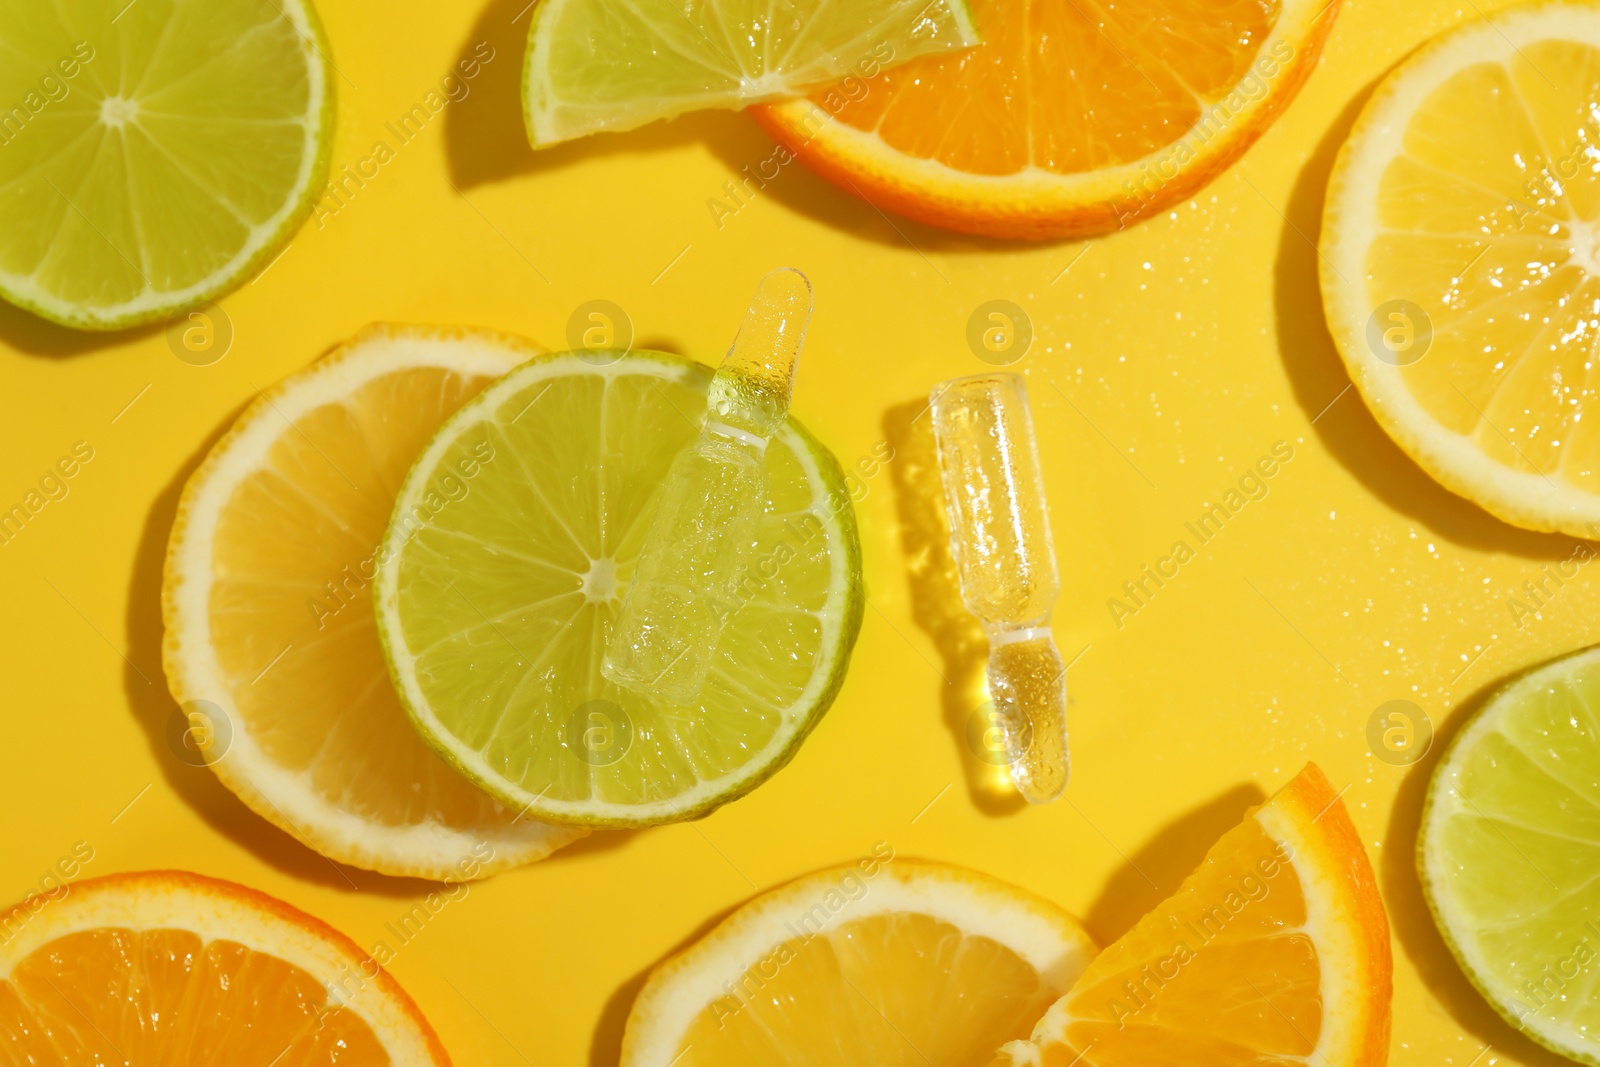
[0,0,1585,1063]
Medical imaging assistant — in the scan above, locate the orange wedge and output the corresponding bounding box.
[991,763,1391,1066]
[163,324,585,879]
[752,0,1341,239]
[0,870,447,1065]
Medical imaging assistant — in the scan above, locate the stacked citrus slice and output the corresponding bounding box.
[0,871,447,1065]
[0,0,334,329]
[374,351,864,827]
[621,764,1392,1066]
[754,0,1342,238]
[993,763,1390,1066]
[1322,0,1600,536]
[163,325,585,880]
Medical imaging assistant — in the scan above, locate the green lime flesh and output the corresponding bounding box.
[375,351,864,828]
[522,0,981,146]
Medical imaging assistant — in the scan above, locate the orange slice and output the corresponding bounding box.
[163,324,585,879]
[991,763,1391,1066]
[752,0,1341,239]
[0,870,447,1065]
[620,858,1097,1066]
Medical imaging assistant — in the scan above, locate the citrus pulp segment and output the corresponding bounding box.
[0,0,334,329]
[374,351,863,828]
[521,0,980,147]
[752,0,1341,239]
[1321,1,1600,536]
[619,858,1097,1067]
[0,870,448,1066]
[163,324,585,880]
[991,763,1391,1067]
[1420,645,1600,1066]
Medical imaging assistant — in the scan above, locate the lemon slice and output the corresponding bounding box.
[754,0,1340,239]
[374,351,863,827]
[0,870,448,1065]
[521,0,980,147]
[1322,0,1600,536]
[1420,645,1600,1066]
[0,0,333,330]
[163,325,584,880]
[620,859,1097,1066]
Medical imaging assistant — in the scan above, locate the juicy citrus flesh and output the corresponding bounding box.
[1322,2,1600,536]
[1420,645,1600,1065]
[376,352,863,827]
[164,325,585,879]
[992,763,1391,1067]
[809,0,1277,176]
[0,0,332,329]
[674,913,1056,1064]
[0,871,445,1066]
[620,860,1097,1067]
[753,0,1339,238]
[0,929,389,1064]
[523,0,979,145]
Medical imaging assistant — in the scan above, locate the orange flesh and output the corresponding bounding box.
[0,929,388,1064]
[813,0,1279,176]
[207,365,515,829]
[1018,817,1321,1066]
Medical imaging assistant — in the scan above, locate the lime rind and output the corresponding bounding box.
[0,0,335,330]
[521,0,981,147]
[1419,644,1600,1066]
[374,350,863,828]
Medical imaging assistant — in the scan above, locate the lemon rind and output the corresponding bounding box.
[619,860,1097,1067]
[162,323,585,879]
[1321,0,1600,537]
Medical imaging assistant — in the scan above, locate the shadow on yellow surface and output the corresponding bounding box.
[1273,77,1580,562]
[1082,781,1267,947]
[444,0,535,188]
[1382,675,1572,1067]
[882,397,1027,818]
[0,291,161,358]
[588,893,750,1067]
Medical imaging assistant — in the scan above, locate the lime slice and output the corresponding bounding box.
[1420,645,1600,1066]
[522,0,981,147]
[0,0,333,330]
[374,351,863,827]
